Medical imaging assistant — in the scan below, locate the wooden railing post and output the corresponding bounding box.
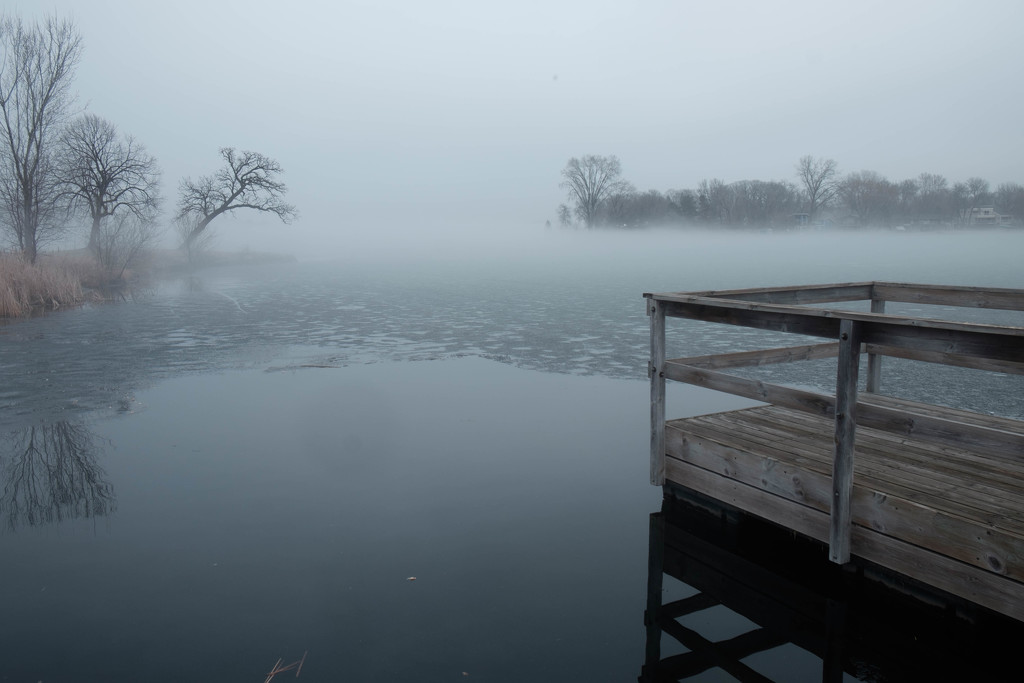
[866,298,885,393]
[649,298,666,486]
[830,318,862,564]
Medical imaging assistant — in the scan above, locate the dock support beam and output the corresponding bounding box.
[830,319,862,564]
[643,512,665,671]
[649,298,666,486]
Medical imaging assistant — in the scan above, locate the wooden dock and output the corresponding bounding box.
[645,282,1024,621]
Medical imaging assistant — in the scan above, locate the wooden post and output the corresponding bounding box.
[866,298,885,393]
[649,298,666,486]
[829,318,862,564]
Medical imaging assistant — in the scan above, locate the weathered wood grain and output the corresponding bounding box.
[670,342,840,370]
[830,319,862,564]
[662,362,1024,458]
[858,394,1024,437]
[665,418,1024,582]
[662,362,831,416]
[865,343,1024,376]
[663,453,1024,622]
[713,409,1024,512]
[649,298,666,486]
[646,282,876,304]
[866,298,885,392]
[871,282,1024,311]
[646,281,1024,311]
[649,287,1023,352]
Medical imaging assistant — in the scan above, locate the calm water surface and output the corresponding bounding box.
[2,230,1023,681]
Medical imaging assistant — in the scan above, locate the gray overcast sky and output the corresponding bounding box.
[17,0,1024,251]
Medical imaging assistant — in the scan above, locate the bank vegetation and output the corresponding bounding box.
[0,252,86,317]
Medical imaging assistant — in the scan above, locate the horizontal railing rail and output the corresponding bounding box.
[655,281,1024,310]
[663,356,1024,459]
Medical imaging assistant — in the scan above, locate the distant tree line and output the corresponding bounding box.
[558,154,1024,230]
[0,13,294,276]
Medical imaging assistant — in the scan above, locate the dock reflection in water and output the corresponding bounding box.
[640,489,1024,682]
[0,421,115,530]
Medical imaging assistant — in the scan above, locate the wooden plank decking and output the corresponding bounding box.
[666,402,1024,620]
[646,282,1024,621]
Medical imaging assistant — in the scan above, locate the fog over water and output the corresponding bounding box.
[4,229,1023,429]
[18,1,1024,253]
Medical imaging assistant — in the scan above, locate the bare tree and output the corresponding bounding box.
[0,14,82,263]
[995,182,1024,224]
[950,181,970,226]
[560,154,631,227]
[666,189,698,222]
[838,171,898,226]
[732,180,800,226]
[914,173,953,223]
[795,155,838,223]
[94,213,161,281]
[894,178,918,224]
[697,178,736,225]
[595,186,638,227]
[962,176,990,226]
[57,114,160,255]
[916,172,948,195]
[176,147,296,249]
[556,203,573,228]
[175,212,215,264]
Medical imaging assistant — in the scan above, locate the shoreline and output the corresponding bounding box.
[0,248,297,319]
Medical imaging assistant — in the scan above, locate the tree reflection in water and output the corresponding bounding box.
[0,421,116,530]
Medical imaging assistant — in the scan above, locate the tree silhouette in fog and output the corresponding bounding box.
[57,113,162,256]
[560,155,632,227]
[176,147,297,250]
[0,421,115,530]
[0,14,83,263]
[795,156,839,222]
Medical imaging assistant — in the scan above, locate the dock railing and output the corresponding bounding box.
[645,282,1024,564]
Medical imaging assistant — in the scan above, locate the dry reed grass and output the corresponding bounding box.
[0,252,86,317]
[1,246,292,318]
[264,651,307,682]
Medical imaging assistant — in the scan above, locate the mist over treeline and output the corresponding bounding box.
[558,154,1024,231]
[0,13,293,275]
[6,6,1024,283]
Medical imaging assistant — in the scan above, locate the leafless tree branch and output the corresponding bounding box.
[559,155,630,227]
[176,147,296,249]
[795,155,838,222]
[0,13,82,263]
[56,113,161,255]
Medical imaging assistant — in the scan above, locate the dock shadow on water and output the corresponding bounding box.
[640,491,1024,682]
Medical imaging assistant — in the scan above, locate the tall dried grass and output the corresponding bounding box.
[0,252,85,317]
